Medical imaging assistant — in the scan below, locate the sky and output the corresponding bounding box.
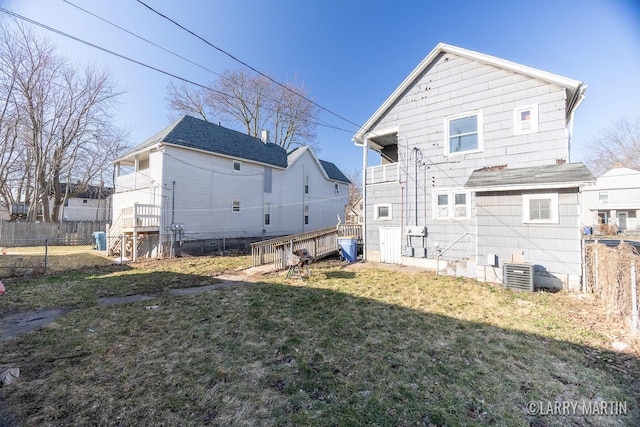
[1,0,639,177]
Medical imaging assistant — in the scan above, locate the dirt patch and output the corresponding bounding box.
[0,309,67,343]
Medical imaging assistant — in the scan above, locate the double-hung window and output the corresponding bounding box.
[264,202,271,226]
[434,190,470,220]
[445,111,482,155]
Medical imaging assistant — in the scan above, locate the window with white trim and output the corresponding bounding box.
[374,204,392,220]
[445,111,482,155]
[434,190,470,220]
[304,176,310,194]
[598,191,609,204]
[304,205,309,225]
[263,202,271,226]
[232,200,241,213]
[233,160,242,173]
[514,105,538,135]
[335,183,339,194]
[523,193,558,224]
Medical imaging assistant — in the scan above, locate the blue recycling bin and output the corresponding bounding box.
[338,236,358,262]
[93,231,106,251]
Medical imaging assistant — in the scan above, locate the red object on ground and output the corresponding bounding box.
[0,281,5,295]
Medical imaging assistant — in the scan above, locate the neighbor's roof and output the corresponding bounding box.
[287,146,351,184]
[115,115,289,168]
[354,43,586,142]
[464,163,595,192]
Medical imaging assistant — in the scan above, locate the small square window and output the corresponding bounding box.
[232,200,241,212]
[233,160,242,172]
[514,105,538,135]
[523,193,558,224]
[374,204,392,220]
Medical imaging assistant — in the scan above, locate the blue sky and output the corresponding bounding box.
[1,0,639,176]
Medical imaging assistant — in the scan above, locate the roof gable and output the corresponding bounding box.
[287,146,350,184]
[354,43,586,142]
[117,115,288,168]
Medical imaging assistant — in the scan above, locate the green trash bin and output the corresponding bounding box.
[93,231,106,251]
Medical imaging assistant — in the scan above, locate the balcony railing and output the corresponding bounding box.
[116,172,153,192]
[366,163,400,184]
[122,203,160,229]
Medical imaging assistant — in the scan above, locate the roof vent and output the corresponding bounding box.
[503,263,534,292]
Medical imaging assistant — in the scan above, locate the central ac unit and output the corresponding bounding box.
[503,263,534,292]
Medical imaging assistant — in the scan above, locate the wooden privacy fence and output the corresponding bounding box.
[0,221,108,245]
[251,224,362,271]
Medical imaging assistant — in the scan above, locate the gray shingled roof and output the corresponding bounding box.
[465,163,595,190]
[319,159,350,183]
[120,115,288,168]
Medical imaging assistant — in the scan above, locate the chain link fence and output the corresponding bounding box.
[0,237,101,278]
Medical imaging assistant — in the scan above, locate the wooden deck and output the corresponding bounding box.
[251,224,362,271]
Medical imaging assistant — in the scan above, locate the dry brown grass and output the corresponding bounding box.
[0,257,639,426]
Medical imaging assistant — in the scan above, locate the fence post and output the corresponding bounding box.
[44,238,48,274]
[632,261,638,335]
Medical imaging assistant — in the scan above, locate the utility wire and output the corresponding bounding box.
[135,0,366,133]
[0,7,355,134]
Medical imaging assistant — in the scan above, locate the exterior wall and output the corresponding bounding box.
[364,52,574,270]
[475,189,582,289]
[60,197,112,222]
[113,144,349,242]
[581,168,640,233]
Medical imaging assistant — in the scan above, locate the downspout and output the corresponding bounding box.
[362,137,369,261]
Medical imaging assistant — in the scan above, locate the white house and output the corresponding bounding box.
[352,43,592,290]
[110,115,350,258]
[582,166,640,234]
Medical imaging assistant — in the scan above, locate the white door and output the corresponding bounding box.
[618,212,628,231]
[379,226,401,264]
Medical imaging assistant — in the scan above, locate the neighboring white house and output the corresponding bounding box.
[352,42,591,290]
[345,196,363,225]
[110,115,350,258]
[58,184,113,222]
[582,166,640,234]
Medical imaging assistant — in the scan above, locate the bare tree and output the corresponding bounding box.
[344,169,362,206]
[0,22,127,222]
[167,69,319,151]
[586,117,640,176]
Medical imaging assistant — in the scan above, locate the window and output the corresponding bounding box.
[523,193,558,224]
[335,183,339,194]
[437,194,449,219]
[434,190,470,219]
[304,176,310,194]
[445,111,482,154]
[374,204,392,220]
[304,205,309,225]
[514,105,538,135]
[232,200,241,213]
[82,199,88,204]
[264,202,271,226]
[233,160,242,173]
[598,192,609,204]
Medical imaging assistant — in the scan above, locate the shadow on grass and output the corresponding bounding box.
[0,269,638,427]
[322,270,357,279]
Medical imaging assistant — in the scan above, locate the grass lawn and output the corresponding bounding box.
[0,256,639,426]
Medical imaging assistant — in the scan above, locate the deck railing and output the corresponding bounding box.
[366,163,400,184]
[122,203,160,228]
[251,224,363,270]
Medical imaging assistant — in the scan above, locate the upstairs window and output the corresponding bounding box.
[304,205,309,225]
[264,202,271,225]
[233,160,242,173]
[445,111,482,155]
[304,176,310,194]
[514,105,538,135]
[598,192,609,204]
[232,200,241,213]
[335,183,339,194]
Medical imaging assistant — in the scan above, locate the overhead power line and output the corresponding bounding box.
[0,7,354,134]
[134,0,366,133]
